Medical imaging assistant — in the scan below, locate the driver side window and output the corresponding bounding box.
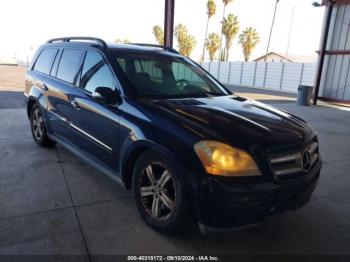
[80,51,115,93]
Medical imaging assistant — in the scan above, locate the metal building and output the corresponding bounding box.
[316,0,350,103]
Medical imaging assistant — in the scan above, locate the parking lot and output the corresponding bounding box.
[1,65,350,257]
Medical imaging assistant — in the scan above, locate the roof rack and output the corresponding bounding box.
[46,37,107,48]
[129,43,179,54]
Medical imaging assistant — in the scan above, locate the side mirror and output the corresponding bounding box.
[92,87,121,105]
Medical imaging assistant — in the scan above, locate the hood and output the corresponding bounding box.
[142,95,314,149]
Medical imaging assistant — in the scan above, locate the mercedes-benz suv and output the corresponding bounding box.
[24,37,322,233]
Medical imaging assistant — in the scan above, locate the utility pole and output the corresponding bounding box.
[264,0,280,61]
[285,5,295,61]
[218,5,226,61]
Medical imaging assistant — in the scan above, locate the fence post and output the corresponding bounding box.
[253,62,258,87]
[279,63,285,90]
[227,62,232,84]
[263,62,268,88]
[299,63,305,86]
[239,62,244,85]
[218,61,221,79]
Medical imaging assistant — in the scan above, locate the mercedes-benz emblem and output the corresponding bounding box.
[302,151,311,172]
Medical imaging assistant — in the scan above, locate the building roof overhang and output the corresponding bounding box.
[322,0,350,6]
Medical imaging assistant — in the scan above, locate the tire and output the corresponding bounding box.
[132,150,192,234]
[30,104,56,147]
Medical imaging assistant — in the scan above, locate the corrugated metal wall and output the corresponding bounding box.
[320,4,350,101]
[202,61,316,93]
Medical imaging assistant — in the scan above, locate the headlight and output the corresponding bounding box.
[194,140,261,177]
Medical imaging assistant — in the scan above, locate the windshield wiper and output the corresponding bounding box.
[182,92,223,97]
[203,92,224,97]
[139,92,225,99]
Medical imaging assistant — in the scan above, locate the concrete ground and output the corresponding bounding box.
[1,66,350,258]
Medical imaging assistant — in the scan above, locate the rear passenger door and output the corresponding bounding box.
[28,47,59,133]
[46,48,85,144]
[67,50,121,170]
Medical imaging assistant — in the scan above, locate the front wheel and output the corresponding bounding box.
[30,104,56,147]
[132,151,191,234]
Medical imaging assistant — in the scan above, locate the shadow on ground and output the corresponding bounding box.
[0,67,349,256]
[0,101,350,255]
[0,91,25,109]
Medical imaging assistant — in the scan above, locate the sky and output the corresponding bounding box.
[0,0,325,62]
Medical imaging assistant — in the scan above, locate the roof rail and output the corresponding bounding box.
[46,37,107,48]
[130,43,179,54]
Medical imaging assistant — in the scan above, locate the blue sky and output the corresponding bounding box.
[0,0,325,61]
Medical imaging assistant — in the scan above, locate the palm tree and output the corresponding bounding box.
[221,14,239,61]
[175,24,188,55]
[152,25,164,45]
[174,24,196,57]
[239,27,260,62]
[219,0,234,60]
[175,24,187,41]
[201,0,216,62]
[183,35,197,57]
[205,33,220,61]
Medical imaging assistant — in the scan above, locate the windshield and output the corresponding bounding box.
[112,52,230,98]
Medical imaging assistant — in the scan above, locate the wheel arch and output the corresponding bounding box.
[121,140,184,189]
[26,98,37,119]
[26,83,46,119]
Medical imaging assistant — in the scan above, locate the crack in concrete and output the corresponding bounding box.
[55,147,92,262]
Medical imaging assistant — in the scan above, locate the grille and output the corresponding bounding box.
[269,141,319,178]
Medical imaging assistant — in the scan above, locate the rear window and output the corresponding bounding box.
[33,48,58,75]
[56,49,83,83]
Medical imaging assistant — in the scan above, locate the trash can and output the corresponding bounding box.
[297,85,313,106]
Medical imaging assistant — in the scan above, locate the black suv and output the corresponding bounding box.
[24,37,321,233]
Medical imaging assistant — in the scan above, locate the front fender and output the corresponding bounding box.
[120,139,187,188]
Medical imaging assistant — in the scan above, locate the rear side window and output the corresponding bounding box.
[33,48,58,75]
[56,49,83,83]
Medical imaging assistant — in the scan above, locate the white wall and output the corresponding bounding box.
[202,61,317,93]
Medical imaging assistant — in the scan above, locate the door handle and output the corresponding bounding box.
[70,99,81,110]
[42,83,49,91]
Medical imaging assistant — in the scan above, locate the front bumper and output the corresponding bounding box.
[194,159,321,230]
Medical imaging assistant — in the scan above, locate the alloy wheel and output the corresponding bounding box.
[139,163,176,220]
[32,108,44,140]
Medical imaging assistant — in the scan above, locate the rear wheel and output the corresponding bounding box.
[30,104,56,147]
[132,151,191,233]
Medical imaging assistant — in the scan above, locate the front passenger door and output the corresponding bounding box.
[68,51,121,170]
